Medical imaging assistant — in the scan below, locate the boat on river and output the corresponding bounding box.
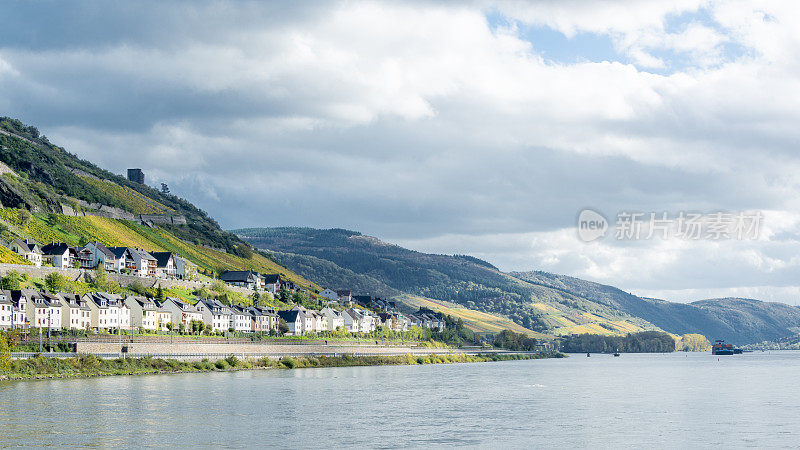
[712,340,742,355]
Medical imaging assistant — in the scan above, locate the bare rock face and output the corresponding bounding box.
[0,176,32,210]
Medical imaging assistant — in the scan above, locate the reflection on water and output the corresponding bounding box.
[2,352,799,448]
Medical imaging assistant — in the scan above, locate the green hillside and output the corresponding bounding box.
[0,117,239,253]
[0,118,319,291]
[511,271,800,345]
[234,227,658,337]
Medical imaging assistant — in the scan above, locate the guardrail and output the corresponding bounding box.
[11,349,537,360]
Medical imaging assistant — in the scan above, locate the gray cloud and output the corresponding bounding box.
[3,1,800,303]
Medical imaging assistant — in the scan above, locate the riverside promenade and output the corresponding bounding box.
[12,336,510,361]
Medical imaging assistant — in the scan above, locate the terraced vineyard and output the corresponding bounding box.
[398,294,552,339]
[0,208,319,291]
[77,175,174,214]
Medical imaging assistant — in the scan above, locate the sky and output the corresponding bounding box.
[2,0,800,304]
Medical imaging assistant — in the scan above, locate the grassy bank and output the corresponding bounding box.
[1,352,566,380]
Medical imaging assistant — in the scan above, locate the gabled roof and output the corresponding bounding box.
[220,270,257,283]
[86,241,115,258]
[262,274,281,284]
[10,238,41,254]
[106,247,130,259]
[128,248,156,261]
[41,243,72,256]
[127,296,157,310]
[150,252,175,268]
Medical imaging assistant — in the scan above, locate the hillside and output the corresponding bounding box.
[0,117,240,253]
[234,227,659,337]
[0,117,318,291]
[511,271,800,345]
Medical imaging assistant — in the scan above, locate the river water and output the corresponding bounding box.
[1,351,798,448]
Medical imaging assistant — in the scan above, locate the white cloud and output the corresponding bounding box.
[3,1,800,303]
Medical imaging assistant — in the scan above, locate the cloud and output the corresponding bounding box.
[2,1,800,302]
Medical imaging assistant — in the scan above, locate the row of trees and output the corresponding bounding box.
[559,331,677,353]
[493,329,539,351]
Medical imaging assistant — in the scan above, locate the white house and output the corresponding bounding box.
[126,248,157,277]
[278,309,306,335]
[41,243,76,269]
[83,242,118,271]
[151,252,177,279]
[195,299,233,332]
[0,292,12,329]
[221,270,260,290]
[310,310,327,332]
[248,306,278,333]
[8,239,42,267]
[159,298,203,330]
[103,247,131,273]
[319,289,339,302]
[321,307,345,331]
[125,296,159,331]
[229,305,252,332]
[263,274,282,294]
[8,289,27,328]
[26,291,62,330]
[85,293,130,331]
[58,293,91,330]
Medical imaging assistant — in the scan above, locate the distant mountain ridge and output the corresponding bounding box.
[236,227,659,337]
[511,271,800,345]
[237,227,800,345]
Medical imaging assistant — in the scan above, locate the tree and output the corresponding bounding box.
[178,323,185,334]
[156,285,165,301]
[1,272,21,290]
[44,273,66,293]
[236,245,253,260]
[160,183,170,194]
[0,332,10,373]
[278,319,289,336]
[18,210,31,226]
[128,281,147,296]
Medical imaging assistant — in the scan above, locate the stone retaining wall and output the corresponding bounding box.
[0,263,255,295]
[76,341,454,357]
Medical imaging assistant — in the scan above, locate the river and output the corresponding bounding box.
[1,351,798,448]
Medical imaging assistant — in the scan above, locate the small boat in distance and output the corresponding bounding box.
[586,352,591,357]
[613,352,620,357]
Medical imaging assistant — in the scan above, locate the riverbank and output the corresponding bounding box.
[0,352,567,381]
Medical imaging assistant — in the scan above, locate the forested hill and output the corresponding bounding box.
[0,117,242,253]
[234,227,659,336]
[511,271,800,345]
[237,227,800,345]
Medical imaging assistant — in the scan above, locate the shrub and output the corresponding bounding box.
[224,355,239,367]
[214,360,229,370]
[280,357,297,369]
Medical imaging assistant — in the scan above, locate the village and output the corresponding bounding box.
[0,239,448,337]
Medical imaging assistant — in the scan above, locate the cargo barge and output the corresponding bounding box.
[712,340,743,355]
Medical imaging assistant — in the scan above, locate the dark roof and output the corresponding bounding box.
[87,242,115,257]
[277,310,300,323]
[41,243,72,256]
[262,274,281,284]
[106,247,130,259]
[150,252,175,268]
[220,270,256,282]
